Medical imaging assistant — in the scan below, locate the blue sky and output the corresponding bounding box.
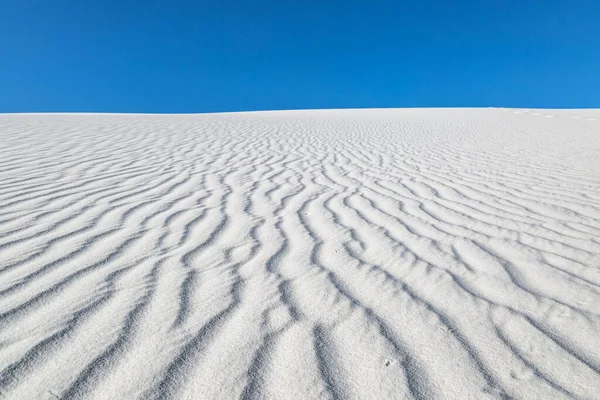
[1,1,599,112]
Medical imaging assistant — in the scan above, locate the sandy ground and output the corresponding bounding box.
[0,108,599,399]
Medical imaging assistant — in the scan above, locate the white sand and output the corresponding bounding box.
[0,108,599,399]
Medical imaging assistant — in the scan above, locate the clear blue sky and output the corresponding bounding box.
[1,1,599,113]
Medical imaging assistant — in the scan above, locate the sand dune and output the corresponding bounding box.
[0,108,599,399]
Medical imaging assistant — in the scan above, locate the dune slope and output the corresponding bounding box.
[0,108,599,399]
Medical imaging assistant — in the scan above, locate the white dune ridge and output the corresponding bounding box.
[0,108,599,399]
